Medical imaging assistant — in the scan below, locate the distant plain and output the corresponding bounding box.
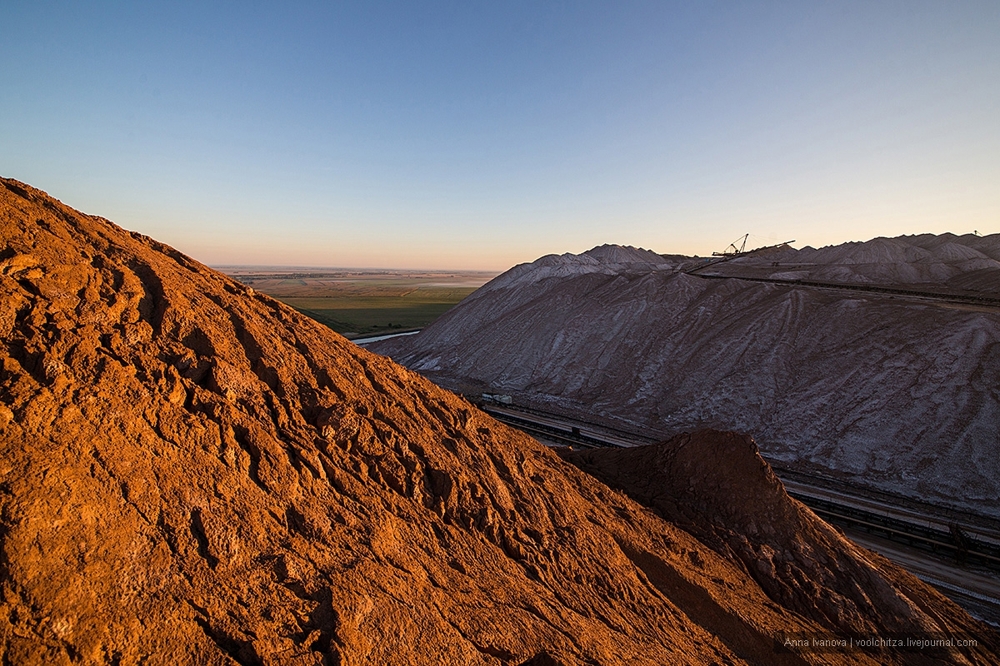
[222,268,497,338]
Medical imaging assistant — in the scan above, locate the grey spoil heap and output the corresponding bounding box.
[372,237,1000,521]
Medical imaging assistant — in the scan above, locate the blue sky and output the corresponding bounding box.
[2,1,998,269]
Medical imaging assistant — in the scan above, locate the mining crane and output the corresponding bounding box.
[712,234,749,257]
[711,234,795,257]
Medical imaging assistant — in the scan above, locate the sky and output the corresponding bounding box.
[2,1,998,270]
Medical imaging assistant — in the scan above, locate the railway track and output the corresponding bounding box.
[483,400,1000,623]
[481,402,1000,574]
[786,492,1000,570]
[483,407,631,449]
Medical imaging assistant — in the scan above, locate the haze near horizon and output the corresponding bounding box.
[2,1,998,270]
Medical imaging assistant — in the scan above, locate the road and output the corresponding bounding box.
[352,329,422,345]
[480,401,1000,627]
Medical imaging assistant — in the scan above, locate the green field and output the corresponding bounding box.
[225,269,495,338]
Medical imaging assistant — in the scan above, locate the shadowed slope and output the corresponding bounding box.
[563,431,984,638]
[0,179,996,665]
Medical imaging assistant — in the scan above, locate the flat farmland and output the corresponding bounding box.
[222,268,496,338]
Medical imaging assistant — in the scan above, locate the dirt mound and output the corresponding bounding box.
[1,179,996,664]
[562,431,959,635]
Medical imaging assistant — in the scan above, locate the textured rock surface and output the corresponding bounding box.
[0,179,996,665]
[373,241,1000,518]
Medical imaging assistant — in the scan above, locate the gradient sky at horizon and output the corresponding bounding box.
[2,1,998,270]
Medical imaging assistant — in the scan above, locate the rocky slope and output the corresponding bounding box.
[372,241,1000,519]
[1,179,997,665]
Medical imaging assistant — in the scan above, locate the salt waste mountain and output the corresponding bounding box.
[372,241,1000,519]
[0,179,996,664]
